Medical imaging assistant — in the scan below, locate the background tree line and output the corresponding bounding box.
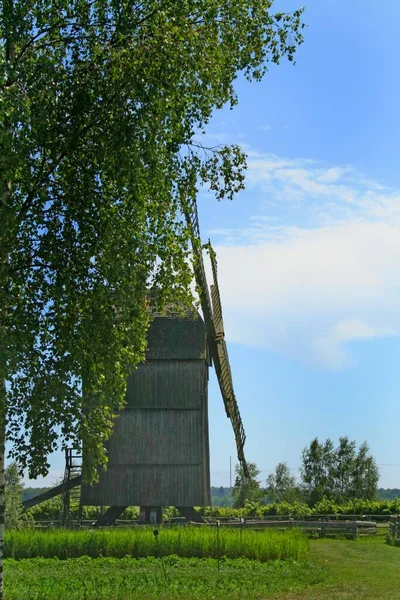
[232,437,380,508]
[4,433,396,526]
[9,436,383,514]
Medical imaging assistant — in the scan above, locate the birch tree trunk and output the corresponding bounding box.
[0,378,6,600]
[0,6,15,593]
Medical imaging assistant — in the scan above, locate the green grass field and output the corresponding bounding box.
[3,532,400,599]
[4,555,327,600]
[291,536,400,599]
[5,527,307,561]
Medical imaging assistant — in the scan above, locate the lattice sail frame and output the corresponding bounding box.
[183,198,249,478]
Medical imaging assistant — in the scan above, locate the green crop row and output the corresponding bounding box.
[5,527,308,562]
[26,500,140,521]
[202,497,400,518]
[26,497,400,523]
[4,555,327,600]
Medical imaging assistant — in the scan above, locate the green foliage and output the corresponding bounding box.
[5,537,400,600]
[26,499,140,522]
[0,0,305,482]
[202,501,311,519]
[4,463,33,530]
[25,498,62,522]
[5,527,308,562]
[379,489,400,501]
[3,555,327,600]
[265,462,301,503]
[0,5,305,593]
[26,497,400,524]
[258,501,313,518]
[4,464,22,530]
[300,437,379,506]
[204,498,400,519]
[211,486,233,507]
[232,462,262,508]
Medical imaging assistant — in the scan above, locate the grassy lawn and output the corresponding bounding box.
[3,555,327,600]
[3,533,400,599]
[284,536,400,599]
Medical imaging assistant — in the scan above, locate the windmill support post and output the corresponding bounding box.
[138,506,162,525]
[93,506,127,527]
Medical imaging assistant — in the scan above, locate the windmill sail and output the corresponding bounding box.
[181,198,215,342]
[183,197,249,478]
[209,249,248,476]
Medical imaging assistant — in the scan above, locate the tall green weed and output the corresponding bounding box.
[5,527,308,562]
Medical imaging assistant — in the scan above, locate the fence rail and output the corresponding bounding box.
[31,516,380,537]
[191,519,377,537]
[388,517,400,545]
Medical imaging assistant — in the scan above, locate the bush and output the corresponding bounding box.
[25,497,400,525]
[5,463,34,530]
[26,501,140,522]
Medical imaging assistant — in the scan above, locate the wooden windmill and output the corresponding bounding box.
[78,198,248,524]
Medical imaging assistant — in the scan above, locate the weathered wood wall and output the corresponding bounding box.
[81,314,211,507]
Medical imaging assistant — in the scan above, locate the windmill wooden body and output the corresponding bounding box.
[80,310,211,523]
[20,200,248,524]
[81,199,249,524]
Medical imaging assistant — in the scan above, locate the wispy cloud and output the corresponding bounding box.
[205,152,400,368]
[244,152,400,223]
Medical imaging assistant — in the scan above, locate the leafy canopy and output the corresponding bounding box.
[300,437,379,505]
[265,462,300,503]
[4,463,33,529]
[232,461,262,507]
[0,0,304,480]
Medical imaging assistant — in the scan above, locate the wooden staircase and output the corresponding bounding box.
[61,448,82,526]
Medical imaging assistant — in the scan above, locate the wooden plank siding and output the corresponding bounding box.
[146,315,208,361]
[125,361,206,410]
[108,409,204,465]
[81,313,211,507]
[81,465,207,507]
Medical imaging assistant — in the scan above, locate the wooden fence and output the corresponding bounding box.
[388,517,400,545]
[191,519,377,538]
[31,515,382,537]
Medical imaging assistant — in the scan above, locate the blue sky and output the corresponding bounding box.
[18,0,400,489]
[204,0,400,490]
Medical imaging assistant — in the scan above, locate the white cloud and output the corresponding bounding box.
[242,152,400,224]
[207,153,400,368]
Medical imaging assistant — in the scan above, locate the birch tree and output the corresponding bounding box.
[0,1,304,594]
[233,462,262,508]
[265,462,300,503]
[300,437,379,505]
